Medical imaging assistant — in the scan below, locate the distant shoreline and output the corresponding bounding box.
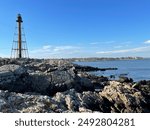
[65,57,145,62]
[0,57,148,62]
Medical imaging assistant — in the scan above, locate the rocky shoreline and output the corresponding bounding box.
[0,58,149,113]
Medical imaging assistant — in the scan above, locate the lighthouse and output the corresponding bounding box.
[11,14,29,59]
[17,14,23,58]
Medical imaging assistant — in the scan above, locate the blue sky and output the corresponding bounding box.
[0,0,150,58]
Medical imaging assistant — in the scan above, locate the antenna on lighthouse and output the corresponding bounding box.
[11,14,29,59]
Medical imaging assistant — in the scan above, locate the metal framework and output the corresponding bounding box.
[11,14,29,59]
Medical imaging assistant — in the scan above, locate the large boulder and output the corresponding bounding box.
[50,68,76,87]
[133,80,150,96]
[28,72,53,95]
[132,80,150,111]
[0,64,30,93]
[49,67,93,93]
[118,76,133,83]
[0,90,56,113]
[100,81,149,112]
[81,91,103,111]
[65,90,82,111]
[0,63,94,95]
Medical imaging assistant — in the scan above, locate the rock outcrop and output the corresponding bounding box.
[0,59,95,95]
[100,81,149,112]
[0,58,150,113]
[0,64,30,93]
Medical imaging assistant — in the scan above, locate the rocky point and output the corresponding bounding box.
[0,58,149,113]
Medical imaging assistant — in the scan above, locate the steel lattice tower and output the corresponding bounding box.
[11,14,29,59]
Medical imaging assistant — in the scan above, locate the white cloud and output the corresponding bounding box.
[89,42,99,45]
[121,41,132,44]
[53,46,75,52]
[113,45,123,49]
[42,45,52,50]
[144,40,150,44]
[104,41,116,44]
[30,45,80,58]
[96,46,150,54]
[89,41,115,45]
[113,44,130,49]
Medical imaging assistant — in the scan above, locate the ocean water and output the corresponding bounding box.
[74,59,150,81]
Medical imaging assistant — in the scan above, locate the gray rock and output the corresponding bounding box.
[65,92,81,111]
[0,64,29,93]
[28,72,52,95]
[0,98,8,110]
[0,58,149,113]
[118,76,133,83]
[79,107,92,112]
[53,89,82,112]
[100,81,149,112]
[0,90,55,113]
[49,68,91,93]
[77,77,94,91]
[81,91,103,111]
